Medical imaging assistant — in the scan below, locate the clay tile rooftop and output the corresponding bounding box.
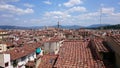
[110,34,120,45]
[46,37,62,42]
[25,61,35,67]
[54,40,112,68]
[4,42,41,61]
[92,39,109,52]
[38,54,58,68]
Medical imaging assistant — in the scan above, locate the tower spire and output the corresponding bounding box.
[58,21,60,29]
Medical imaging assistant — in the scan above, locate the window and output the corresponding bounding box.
[5,62,9,67]
[21,56,26,61]
[28,56,30,60]
[25,66,34,68]
[0,46,2,50]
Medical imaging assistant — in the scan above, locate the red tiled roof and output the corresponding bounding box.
[110,34,120,45]
[0,30,7,32]
[92,39,109,52]
[54,40,106,68]
[25,61,35,67]
[4,42,41,61]
[38,54,58,68]
[45,37,62,42]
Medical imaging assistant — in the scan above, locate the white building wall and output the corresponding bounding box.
[50,42,56,53]
[44,42,49,52]
[40,50,43,55]
[4,54,11,68]
[0,54,5,67]
[0,44,7,52]
[55,42,60,54]
[17,52,36,68]
[10,52,36,68]
[0,54,10,68]
[33,52,36,59]
[29,53,35,61]
[17,58,25,68]
[44,41,62,54]
[0,36,2,39]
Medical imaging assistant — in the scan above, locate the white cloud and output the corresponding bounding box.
[1,14,14,18]
[64,0,83,7]
[0,4,34,15]
[102,7,114,14]
[0,0,19,3]
[43,8,119,26]
[53,16,59,19]
[44,11,71,18]
[44,6,86,20]
[58,4,62,7]
[87,12,100,17]
[24,3,34,8]
[72,12,99,21]
[111,13,120,17]
[14,18,19,20]
[67,6,86,13]
[43,0,52,5]
[30,19,41,22]
[118,2,120,5]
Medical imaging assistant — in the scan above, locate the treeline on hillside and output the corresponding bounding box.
[87,24,120,29]
[99,24,120,29]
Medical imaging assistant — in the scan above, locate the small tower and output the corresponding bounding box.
[57,21,61,37]
[58,21,60,29]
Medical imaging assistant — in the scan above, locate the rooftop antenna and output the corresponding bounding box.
[100,4,103,30]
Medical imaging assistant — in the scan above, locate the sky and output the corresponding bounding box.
[0,0,120,27]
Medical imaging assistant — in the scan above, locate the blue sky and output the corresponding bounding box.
[0,0,120,27]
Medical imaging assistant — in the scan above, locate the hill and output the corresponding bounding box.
[98,24,120,29]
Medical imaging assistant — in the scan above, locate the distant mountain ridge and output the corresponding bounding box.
[86,24,110,28]
[0,24,117,29]
[0,25,84,29]
[52,25,84,29]
[0,25,29,29]
[98,24,120,29]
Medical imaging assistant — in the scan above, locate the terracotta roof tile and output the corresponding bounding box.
[54,40,106,68]
[92,39,109,52]
[110,34,120,45]
[4,42,41,60]
[25,61,35,67]
[38,54,58,68]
